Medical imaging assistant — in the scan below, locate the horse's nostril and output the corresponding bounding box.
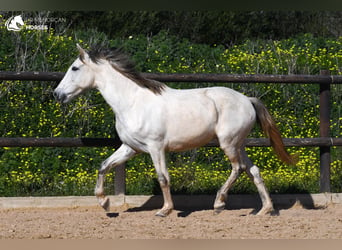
[53,90,65,103]
[53,90,60,100]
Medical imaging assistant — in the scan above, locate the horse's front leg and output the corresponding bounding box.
[150,149,174,217]
[95,144,137,211]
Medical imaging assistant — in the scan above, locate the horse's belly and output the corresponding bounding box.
[166,132,215,152]
[164,91,218,151]
[165,113,216,151]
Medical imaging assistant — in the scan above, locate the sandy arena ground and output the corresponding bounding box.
[0,204,341,239]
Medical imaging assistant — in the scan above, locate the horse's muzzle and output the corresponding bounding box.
[53,89,67,103]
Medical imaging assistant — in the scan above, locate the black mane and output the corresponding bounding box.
[86,46,165,95]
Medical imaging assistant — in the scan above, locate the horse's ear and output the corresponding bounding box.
[76,43,88,63]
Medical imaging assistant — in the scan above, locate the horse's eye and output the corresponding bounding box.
[71,66,79,71]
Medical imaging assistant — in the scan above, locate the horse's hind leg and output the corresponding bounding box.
[214,146,243,214]
[95,144,136,211]
[241,150,274,215]
[214,145,273,215]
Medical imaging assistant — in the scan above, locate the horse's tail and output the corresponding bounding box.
[249,97,298,165]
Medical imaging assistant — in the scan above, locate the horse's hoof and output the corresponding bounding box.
[256,205,274,216]
[213,206,225,215]
[99,197,110,212]
[213,201,225,215]
[155,208,173,217]
[213,193,226,215]
[155,212,167,217]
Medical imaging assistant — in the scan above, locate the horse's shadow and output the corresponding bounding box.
[106,212,120,218]
[118,193,325,218]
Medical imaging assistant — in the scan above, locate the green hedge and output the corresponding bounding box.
[0,21,341,196]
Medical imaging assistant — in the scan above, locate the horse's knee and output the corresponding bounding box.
[247,165,264,183]
[249,165,261,176]
[158,175,168,187]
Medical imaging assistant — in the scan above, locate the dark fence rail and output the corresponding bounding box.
[1,137,342,148]
[1,70,342,194]
[2,71,342,84]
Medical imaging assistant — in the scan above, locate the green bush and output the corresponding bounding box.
[0,20,341,196]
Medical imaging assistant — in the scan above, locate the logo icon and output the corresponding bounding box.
[5,15,24,31]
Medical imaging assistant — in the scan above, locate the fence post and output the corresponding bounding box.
[319,70,331,192]
[114,163,126,195]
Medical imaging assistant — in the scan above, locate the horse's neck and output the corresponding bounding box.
[95,67,150,115]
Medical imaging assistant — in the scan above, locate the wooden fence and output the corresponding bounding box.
[1,70,342,195]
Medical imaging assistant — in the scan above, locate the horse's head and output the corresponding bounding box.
[54,44,96,103]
